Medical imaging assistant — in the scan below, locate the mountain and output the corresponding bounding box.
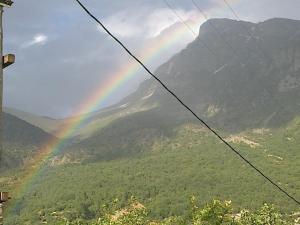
[5,18,300,149]
[0,112,56,170]
[59,18,300,161]
[116,18,300,130]
[6,19,300,143]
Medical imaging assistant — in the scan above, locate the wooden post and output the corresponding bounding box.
[0,203,3,225]
[0,5,3,172]
[0,2,14,223]
[0,0,13,167]
[0,192,10,225]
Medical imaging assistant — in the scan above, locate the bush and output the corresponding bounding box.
[49,198,294,225]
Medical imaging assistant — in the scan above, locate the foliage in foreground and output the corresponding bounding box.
[46,198,295,225]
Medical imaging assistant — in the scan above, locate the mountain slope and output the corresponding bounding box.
[1,113,56,170]
[119,18,300,130]
[60,18,300,161]
[4,107,64,135]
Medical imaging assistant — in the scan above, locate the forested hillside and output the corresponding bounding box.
[2,118,299,224]
[0,113,55,170]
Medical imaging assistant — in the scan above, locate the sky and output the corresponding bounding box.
[3,0,300,118]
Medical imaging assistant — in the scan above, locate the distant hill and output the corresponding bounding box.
[1,112,56,170]
[4,107,63,135]
[3,107,95,140]
[3,107,129,140]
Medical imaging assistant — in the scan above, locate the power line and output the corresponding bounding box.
[162,0,218,59]
[163,0,197,36]
[221,0,293,130]
[74,0,300,206]
[190,0,290,155]
[165,0,249,72]
[166,0,245,70]
[220,3,291,122]
[223,0,243,24]
[190,0,250,69]
[222,0,273,62]
[191,0,238,56]
[192,0,270,69]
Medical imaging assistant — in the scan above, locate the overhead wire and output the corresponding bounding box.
[191,0,239,56]
[165,0,279,112]
[179,2,297,204]
[165,0,245,72]
[73,0,300,206]
[162,0,218,59]
[163,0,197,36]
[190,0,251,70]
[221,0,293,131]
[222,0,278,63]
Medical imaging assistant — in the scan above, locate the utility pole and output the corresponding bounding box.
[0,1,14,224]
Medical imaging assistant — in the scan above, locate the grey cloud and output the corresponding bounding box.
[2,0,300,118]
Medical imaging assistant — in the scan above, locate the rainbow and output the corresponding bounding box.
[6,18,202,214]
[6,0,243,214]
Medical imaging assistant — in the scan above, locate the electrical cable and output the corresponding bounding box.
[74,0,300,206]
[222,0,275,62]
[163,0,218,59]
[163,0,197,36]
[166,0,245,71]
[190,0,251,69]
[222,0,296,140]
[191,0,238,56]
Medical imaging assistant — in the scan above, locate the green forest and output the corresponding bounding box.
[1,118,299,224]
[1,6,300,225]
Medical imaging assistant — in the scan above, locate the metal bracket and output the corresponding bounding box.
[3,54,15,69]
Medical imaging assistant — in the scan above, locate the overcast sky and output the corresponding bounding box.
[3,0,300,118]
